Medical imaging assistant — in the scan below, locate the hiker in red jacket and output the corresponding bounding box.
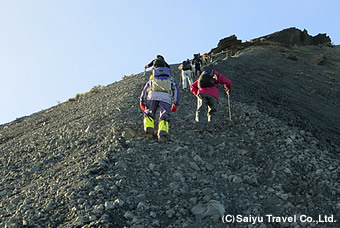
[190,70,232,131]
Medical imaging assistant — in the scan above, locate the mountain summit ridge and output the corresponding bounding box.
[210,27,332,54]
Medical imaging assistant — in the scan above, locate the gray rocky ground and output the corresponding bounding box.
[1,36,339,227]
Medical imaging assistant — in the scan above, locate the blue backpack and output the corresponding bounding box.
[151,67,172,93]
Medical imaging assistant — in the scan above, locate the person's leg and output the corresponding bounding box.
[181,71,187,89]
[158,102,171,140]
[194,94,208,131]
[144,100,159,137]
[206,95,218,131]
[185,70,193,85]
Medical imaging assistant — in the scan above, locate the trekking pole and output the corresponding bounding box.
[143,68,146,77]
[226,89,231,121]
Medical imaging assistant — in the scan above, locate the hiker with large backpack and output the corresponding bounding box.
[140,66,180,141]
[145,55,170,69]
[178,59,193,89]
[192,54,202,78]
[190,69,232,132]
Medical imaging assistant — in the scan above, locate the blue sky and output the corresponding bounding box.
[1,0,339,125]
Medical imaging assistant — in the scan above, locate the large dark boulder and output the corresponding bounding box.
[210,35,242,54]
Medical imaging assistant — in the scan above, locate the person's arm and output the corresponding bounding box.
[190,80,199,96]
[145,60,154,69]
[140,81,151,104]
[171,79,180,107]
[213,70,232,90]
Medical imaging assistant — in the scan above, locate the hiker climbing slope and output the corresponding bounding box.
[140,65,180,141]
[178,59,194,89]
[190,69,232,132]
[192,54,202,78]
[145,55,170,69]
[202,53,209,65]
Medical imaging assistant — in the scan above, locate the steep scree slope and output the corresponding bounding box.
[0,43,339,227]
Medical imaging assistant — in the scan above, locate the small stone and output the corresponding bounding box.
[286,138,293,145]
[189,162,200,171]
[0,190,7,197]
[280,194,289,201]
[121,128,136,138]
[205,200,225,217]
[267,187,275,193]
[105,201,114,210]
[239,149,248,155]
[89,191,96,196]
[166,209,175,218]
[202,187,213,195]
[205,163,214,171]
[315,169,323,175]
[93,204,104,214]
[150,211,157,218]
[137,202,149,211]
[191,203,206,216]
[151,220,160,227]
[169,182,180,190]
[94,185,104,192]
[89,215,97,221]
[233,176,242,184]
[99,213,110,222]
[149,163,156,171]
[193,155,203,163]
[124,211,134,219]
[46,200,56,211]
[210,214,220,222]
[284,167,292,175]
[29,166,40,173]
[221,174,228,180]
[113,198,125,207]
[76,215,86,223]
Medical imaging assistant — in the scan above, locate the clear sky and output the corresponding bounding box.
[1,0,339,125]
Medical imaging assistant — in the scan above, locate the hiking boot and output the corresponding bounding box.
[145,127,154,139]
[158,134,168,142]
[157,128,169,142]
[207,125,215,132]
[207,122,215,132]
[193,123,204,132]
[207,127,215,132]
[193,128,203,132]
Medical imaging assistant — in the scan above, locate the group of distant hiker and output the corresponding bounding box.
[140,54,232,141]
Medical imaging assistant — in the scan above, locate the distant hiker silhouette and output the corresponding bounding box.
[190,70,232,132]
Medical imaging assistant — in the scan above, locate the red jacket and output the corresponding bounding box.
[190,70,232,100]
